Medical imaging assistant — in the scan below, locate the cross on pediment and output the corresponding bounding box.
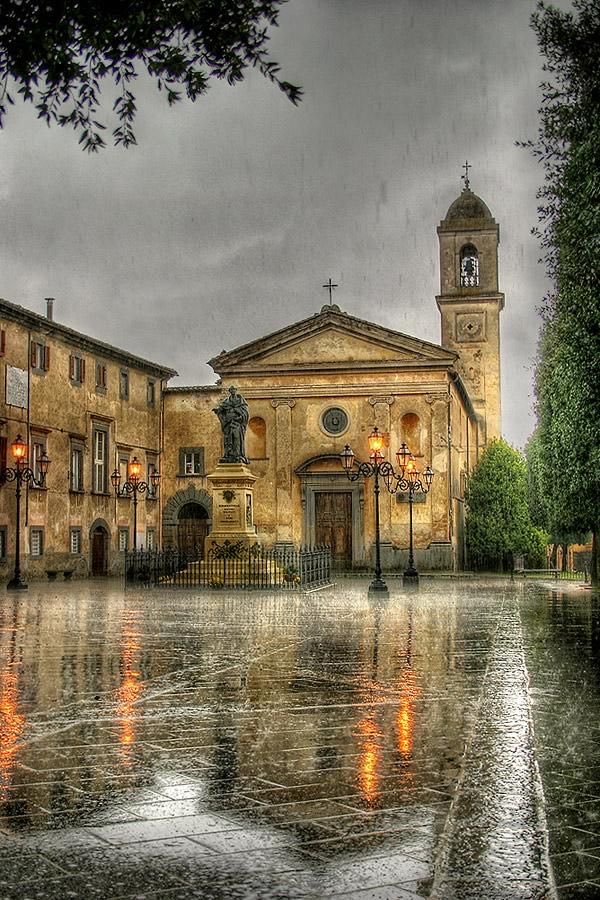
[322,277,338,305]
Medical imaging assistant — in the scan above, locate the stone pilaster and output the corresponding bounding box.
[368,395,394,543]
[271,398,296,545]
[426,393,451,543]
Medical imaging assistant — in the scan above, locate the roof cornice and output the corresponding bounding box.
[0,297,178,379]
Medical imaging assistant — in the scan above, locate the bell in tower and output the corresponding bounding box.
[436,163,505,450]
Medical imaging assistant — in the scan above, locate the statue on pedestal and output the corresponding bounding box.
[213,386,249,464]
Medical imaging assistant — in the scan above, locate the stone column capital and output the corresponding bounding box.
[426,392,451,405]
[270,398,296,409]
[368,395,395,407]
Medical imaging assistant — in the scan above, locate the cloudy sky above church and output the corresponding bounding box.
[0,0,551,449]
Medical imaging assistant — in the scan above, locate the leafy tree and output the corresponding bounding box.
[524,0,600,583]
[525,425,589,570]
[0,0,302,151]
[466,439,548,571]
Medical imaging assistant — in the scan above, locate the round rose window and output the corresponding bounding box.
[321,407,349,435]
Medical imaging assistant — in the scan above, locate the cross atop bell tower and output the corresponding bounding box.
[436,176,505,449]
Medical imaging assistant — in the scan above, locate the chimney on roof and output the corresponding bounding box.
[45,297,54,321]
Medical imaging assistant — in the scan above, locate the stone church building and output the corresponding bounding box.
[161,182,504,573]
[0,181,503,578]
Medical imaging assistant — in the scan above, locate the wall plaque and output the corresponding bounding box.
[6,366,27,408]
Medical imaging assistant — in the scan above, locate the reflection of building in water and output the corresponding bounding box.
[0,586,480,841]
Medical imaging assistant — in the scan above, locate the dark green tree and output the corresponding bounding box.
[0,0,302,151]
[466,439,548,571]
[524,0,600,583]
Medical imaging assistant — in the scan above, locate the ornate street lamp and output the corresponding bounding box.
[111,457,160,551]
[341,427,433,588]
[2,434,51,590]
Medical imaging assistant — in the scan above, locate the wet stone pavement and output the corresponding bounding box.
[0,577,598,899]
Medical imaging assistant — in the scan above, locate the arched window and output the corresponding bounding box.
[247,416,267,459]
[401,413,421,457]
[460,243,479,287]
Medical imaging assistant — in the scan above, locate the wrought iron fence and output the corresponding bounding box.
[124,542,332,590]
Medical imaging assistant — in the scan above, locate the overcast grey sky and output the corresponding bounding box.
[0,0,551,449]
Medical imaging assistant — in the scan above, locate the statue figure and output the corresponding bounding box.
[213,386,249,463]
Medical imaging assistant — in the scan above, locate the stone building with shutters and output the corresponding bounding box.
[161,182,504,573]
[0,296,176,580]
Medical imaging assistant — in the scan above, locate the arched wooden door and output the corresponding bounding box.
[177,502,209,558]
[91,525,109,575]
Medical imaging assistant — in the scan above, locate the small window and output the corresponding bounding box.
[0,527,6,559]
[69,354,85,384]
[460,244,480,287]
[30,528,44,557]
[179,447,204,476]
[95,362,107,391]
[0,330,6,357]
[146,529,155,551]
[119,528,129,552]
[147,379,156,407]
[92,427,108,494]
[147,458,158,498]
[32,439,47,484]
[321,407,349,436]
[70,442,84,492]
[70,528,82,554]
[31,341,50,372]
[119,369,129,400]
[118,455,129,489]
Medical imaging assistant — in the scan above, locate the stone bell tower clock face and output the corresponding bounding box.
[435,170,505,448]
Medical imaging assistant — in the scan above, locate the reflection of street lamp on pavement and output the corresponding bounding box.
[341,427,433,589]
[111,457,160,551]
[2,434,51,591]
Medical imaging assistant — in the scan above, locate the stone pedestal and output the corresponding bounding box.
[204,463,258,557]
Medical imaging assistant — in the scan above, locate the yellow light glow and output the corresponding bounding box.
[116,624,142,765]
[0,667,26,800]
[128,457,142,481]
[368,427,384,455]
[356,716,382,805]
[11,435,27,462]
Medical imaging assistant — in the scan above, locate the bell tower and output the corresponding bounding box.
[436,166,504,448]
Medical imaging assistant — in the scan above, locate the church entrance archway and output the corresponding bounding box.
[295,455,364,570]
[90,520,109,575]
[177,502,209,558]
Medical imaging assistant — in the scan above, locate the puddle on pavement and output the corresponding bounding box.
[0,577,596,897]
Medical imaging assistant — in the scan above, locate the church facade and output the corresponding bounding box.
[161,183,503,573]
[0,182,503,578]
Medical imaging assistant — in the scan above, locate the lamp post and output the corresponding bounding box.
[111,457,160,551]
[2,434,51,590]
[341,428,433,588]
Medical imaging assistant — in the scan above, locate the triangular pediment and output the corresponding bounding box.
[209,305,456,375]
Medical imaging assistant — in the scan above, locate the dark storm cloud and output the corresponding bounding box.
[0,0,548,447]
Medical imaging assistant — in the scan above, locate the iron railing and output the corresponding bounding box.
[124,542,331,590]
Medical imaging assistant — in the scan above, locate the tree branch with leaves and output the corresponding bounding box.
[0,0,302,150]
